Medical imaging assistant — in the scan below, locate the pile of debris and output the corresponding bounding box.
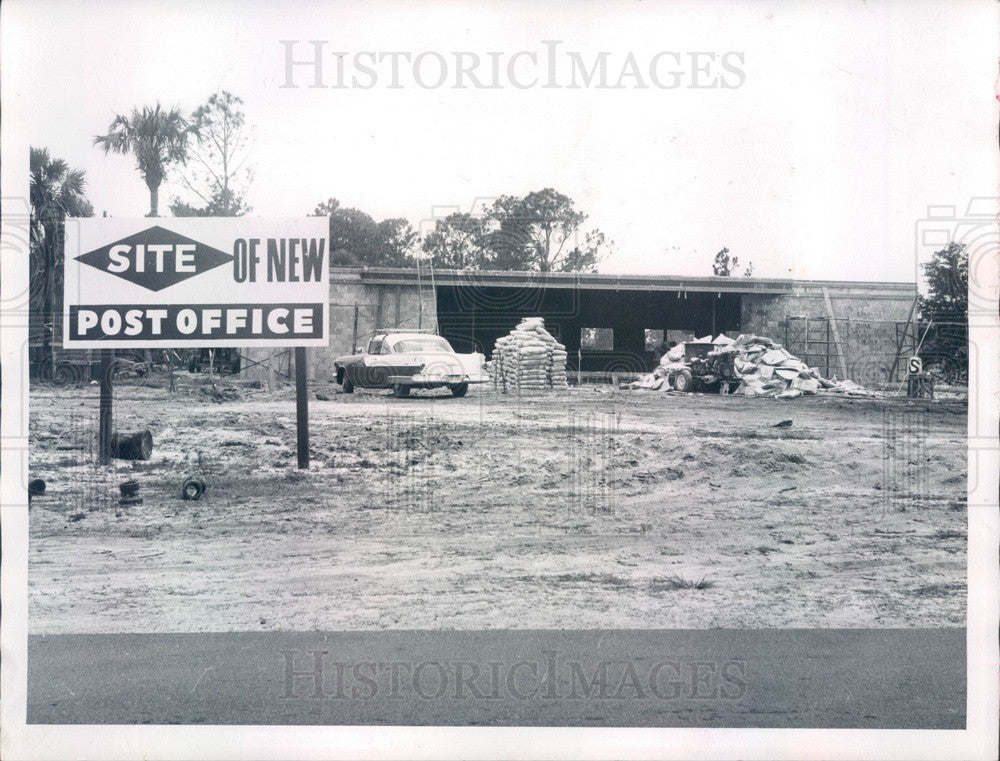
[632,333,873,398]
[722,334,821,398]
[490,317,569,392]
[197,384,242,403]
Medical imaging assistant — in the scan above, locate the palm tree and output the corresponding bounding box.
[29,147,94,366]
[93,103,195,216]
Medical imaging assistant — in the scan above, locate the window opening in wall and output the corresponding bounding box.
[644,329,664,351]
[581,327,614,351]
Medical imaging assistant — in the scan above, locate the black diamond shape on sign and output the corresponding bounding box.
[75,226,234,292]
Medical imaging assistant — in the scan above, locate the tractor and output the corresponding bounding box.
[668,342,740,393]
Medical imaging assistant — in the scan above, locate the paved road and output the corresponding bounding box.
[28,628,965,728]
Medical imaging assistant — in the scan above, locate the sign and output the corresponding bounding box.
[63,217,329,348]
[908,356,923,375]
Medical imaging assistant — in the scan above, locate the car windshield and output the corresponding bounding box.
[391,338,452,353]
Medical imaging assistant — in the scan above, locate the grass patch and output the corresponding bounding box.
[554,573,631,588]
[517,573,632,589]
[697,428,822,441]
[649,574,714,592]
[914,582,965,598]
[777,452,808,464]
[931,529,966,541]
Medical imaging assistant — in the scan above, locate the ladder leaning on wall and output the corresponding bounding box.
[887,294,920,382]
[415,255,438,334]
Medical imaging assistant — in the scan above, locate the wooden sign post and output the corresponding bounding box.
[295,347,309,469]
[98,349,114,465]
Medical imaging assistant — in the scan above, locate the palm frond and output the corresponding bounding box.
[93,102,194,190]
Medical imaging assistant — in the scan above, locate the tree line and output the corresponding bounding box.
[28,91,614,369]
[28,90,970,373]
[318,188,609,272]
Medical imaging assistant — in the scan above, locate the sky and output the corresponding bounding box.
[4,0,997,283]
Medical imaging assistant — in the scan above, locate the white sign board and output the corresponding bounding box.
[908,356,923,375]
[63,217,329,348]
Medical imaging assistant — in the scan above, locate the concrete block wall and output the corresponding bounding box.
[239,271,914,388]
[741,285,917,385]
[242,273,436,384]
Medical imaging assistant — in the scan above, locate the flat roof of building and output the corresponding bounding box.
[330,267,917,298]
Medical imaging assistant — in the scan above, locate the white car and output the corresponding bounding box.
[333,332,489,397]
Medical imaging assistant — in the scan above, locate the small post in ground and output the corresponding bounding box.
[98,348,114,465]
[295,347,309,469]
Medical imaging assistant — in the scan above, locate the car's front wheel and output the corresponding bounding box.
[450,382,469,398]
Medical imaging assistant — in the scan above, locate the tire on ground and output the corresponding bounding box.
[182,477,205,501]
[451,382,469,398]
[673,368,694,393]
[52,364,79,386]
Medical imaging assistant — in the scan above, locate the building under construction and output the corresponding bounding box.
[264,268,921,387]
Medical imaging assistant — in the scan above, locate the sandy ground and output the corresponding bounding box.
[27,376,967,633]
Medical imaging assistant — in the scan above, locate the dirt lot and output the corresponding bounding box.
[27,377,967,633]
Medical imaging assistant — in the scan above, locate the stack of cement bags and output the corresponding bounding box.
[548,341,569,388]
[491,317,569,392]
